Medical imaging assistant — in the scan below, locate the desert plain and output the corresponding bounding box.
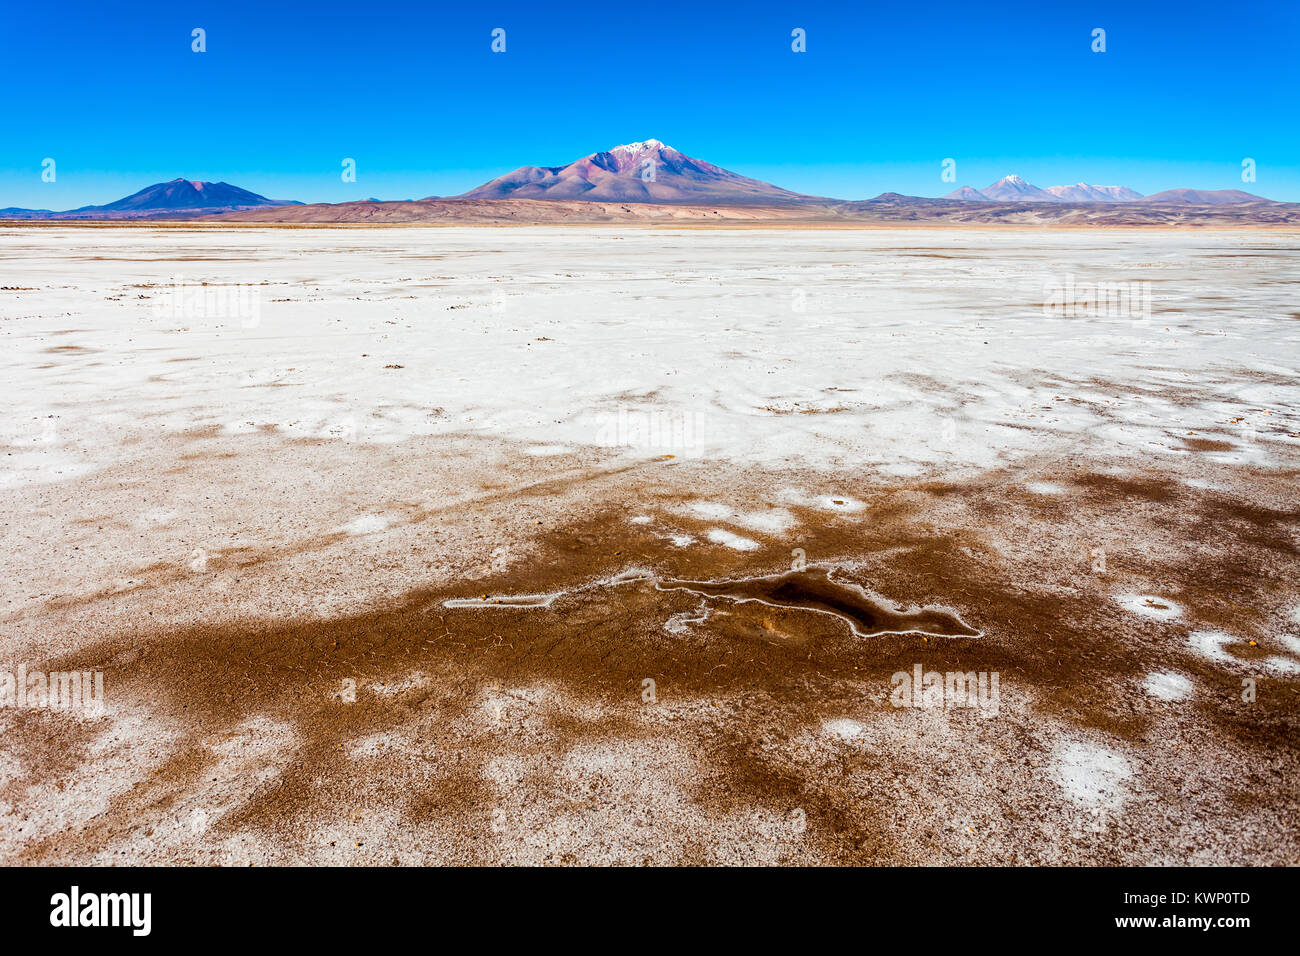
[0,224,1297,864]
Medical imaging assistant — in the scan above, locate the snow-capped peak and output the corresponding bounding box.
[1000,174,1027,185]
[612,139,669,154]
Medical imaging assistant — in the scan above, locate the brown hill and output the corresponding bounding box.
[208,195,1300,227]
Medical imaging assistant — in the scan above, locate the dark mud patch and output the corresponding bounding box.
[656,567,979,638]
[444,566,980,639]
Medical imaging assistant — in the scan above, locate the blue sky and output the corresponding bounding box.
[2,0,1297,207]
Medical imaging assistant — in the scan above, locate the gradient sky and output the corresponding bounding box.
[2,0,1298,208]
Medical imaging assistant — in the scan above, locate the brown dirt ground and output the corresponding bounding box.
[1,429,1296,865]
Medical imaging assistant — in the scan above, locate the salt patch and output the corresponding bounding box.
[1263,656,1300,675]
[1187,629,1235,665]
[683,501,797,533]
[687,501,733,520]
[774,488,866,513]
[823,718,865,740]
[1116,593,1183,621]
[731,508,797,533]
[706,529,760,551]
[1142,671,1193,701]
[1025,481,1065,495]
[341,514,389,536]
[1051,740,1132,809]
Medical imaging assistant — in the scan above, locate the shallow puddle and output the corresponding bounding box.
[657,567,980,638]
[444,566,979,639]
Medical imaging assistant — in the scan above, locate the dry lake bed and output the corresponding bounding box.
[1,225,1297,864]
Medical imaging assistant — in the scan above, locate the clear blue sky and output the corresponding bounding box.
[2,0,1297,208]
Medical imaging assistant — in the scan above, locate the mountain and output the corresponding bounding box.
[1,179,300,219]
[91,178,290,212]
[977,175,1062,202]
[867,192,949,205]
[948,177,1144,203]
[1044,183,1144,202]
[944,186,993,201]
[454,139,824,204]
[945,178,1264,205]
[1139,188,1266,204]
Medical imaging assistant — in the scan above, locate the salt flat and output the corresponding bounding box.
[5,227,1299,482]
[0,225,1297,865]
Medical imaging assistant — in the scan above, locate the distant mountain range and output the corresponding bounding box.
[1045,183,1145,202]
[0,179,300,220]
[947,174,1264,205]
[1,143,1292,224]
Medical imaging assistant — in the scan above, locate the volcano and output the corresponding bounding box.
[92,179,291,212]
[1,179,300,219]
[453,139,824,205]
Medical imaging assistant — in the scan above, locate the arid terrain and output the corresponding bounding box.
[1,225,1297,865]
[206,195,1300,227]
